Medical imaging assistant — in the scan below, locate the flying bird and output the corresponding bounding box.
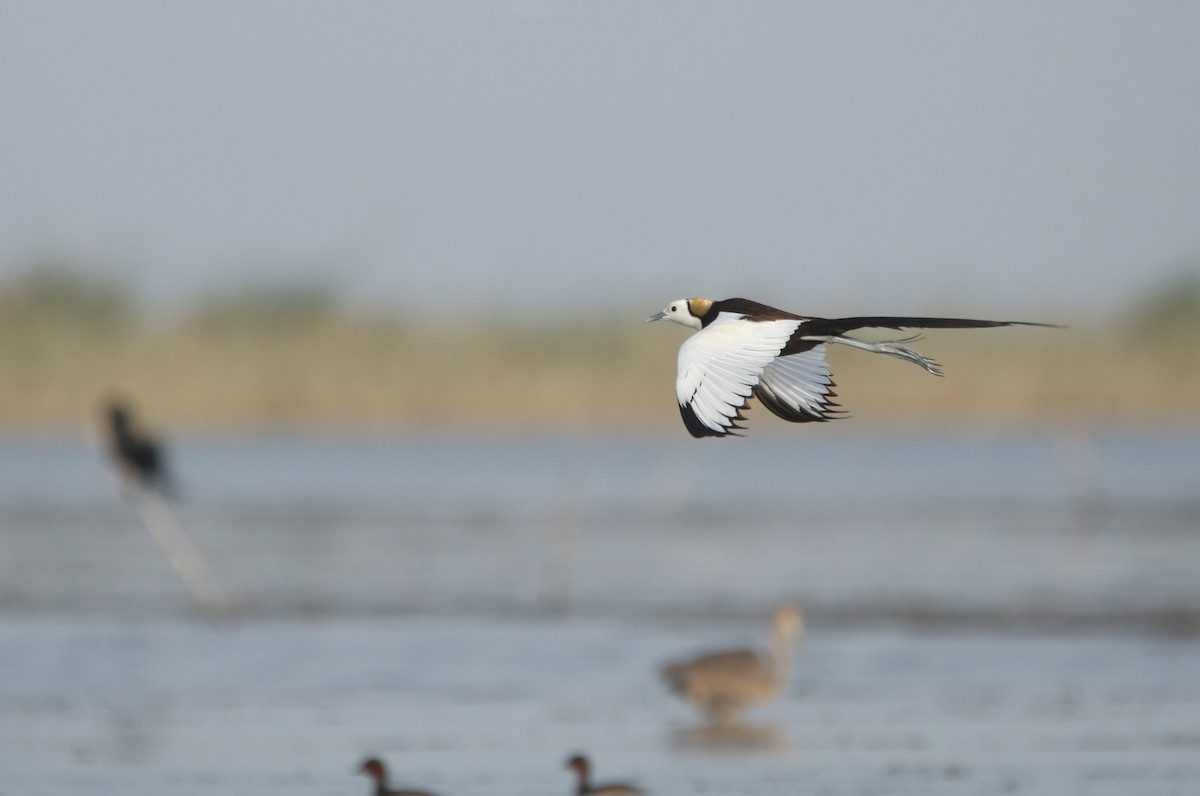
[645,297,1058,437]
[565,754,646,796]
[661,604,805,726]
[104,398,175,495]
[358,758,437,796]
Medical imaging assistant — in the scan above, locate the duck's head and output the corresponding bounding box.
[644,298,712,330]
[565,753,590,777]
[358,758,387,782]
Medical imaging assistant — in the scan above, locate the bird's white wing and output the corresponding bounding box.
[676,315,802,436]
[754,345,841,422]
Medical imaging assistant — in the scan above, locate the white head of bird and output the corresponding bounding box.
[644,298,712,330]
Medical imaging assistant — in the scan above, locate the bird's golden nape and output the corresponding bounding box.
[685,297,712,318]
[645,296,1059,438]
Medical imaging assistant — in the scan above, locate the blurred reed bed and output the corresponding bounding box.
[1,266,1197,433]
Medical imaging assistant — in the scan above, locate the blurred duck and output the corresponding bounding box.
[661,604,805,725]
[358,758,437,796]
[566,754,645,796]
[104,398,174,496]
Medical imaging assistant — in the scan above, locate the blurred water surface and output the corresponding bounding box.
[1,430,1198,794]
[2,431,1197,623]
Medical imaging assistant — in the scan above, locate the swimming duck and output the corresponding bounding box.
[565,754,645,795]
[358,757,437,796]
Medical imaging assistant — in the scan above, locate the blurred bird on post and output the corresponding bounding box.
[104,397,175,497]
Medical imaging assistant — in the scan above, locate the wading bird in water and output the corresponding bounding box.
[661,604,805,726]
[645,297,1058,437]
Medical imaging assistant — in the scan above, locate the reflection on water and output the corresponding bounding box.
[668,722,789,755]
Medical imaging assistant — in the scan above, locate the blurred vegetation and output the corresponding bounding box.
[0,262,134,333]
[1127,265,1200,337]
[185,279,340,333]
[0,261,1198,432]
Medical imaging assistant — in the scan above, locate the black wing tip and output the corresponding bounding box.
[679,402,746,438]
[752,383,847,424]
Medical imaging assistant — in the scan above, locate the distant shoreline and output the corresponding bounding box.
[3,316,1197,432]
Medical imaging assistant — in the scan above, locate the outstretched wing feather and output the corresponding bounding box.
[754,345,843,423]
[676,315,801,437]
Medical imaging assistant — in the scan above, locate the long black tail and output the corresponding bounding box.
[802,316,1061,336]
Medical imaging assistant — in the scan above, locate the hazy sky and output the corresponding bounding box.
[2,1,1198,318]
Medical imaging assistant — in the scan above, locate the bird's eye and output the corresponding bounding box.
[670,305,677,312]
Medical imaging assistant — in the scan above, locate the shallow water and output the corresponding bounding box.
[1,431,1198,793]
[4,615,1200,795]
